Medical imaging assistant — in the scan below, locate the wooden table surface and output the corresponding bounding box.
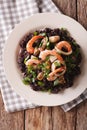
[0,0,87,130]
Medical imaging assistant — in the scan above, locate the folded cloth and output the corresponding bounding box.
[0,0,87,113]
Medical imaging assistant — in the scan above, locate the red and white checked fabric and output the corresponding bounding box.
[0,0,87,112]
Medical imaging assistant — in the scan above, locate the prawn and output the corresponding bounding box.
[55,41,72,55]
[26,35,44,54]
[47,66,66,81]
[39,49,64,62]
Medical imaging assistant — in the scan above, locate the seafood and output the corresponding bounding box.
[55,41,72,55]
[39,49,64,61]
[40,37,48,50]
[49,35,60,43]
[49,55,57,63]
[51,60,64,71]
[34,47,40,56]
[26,35,44,54]
[25,59,41,66]
[37,72,44,80]
[47,67,66,81]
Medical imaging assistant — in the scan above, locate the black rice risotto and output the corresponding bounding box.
[17,28,82,93]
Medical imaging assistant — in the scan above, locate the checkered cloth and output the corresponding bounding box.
[0,0,87,113]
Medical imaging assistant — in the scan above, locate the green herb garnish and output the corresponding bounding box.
[54,61,61,67]
[34,31,38,36]
[54,79,59,86]
[38,81,44,86]
[22,77,31,85]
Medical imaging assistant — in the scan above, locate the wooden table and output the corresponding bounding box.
[0,0,87,130]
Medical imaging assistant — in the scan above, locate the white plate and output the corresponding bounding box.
[3,13,87,106]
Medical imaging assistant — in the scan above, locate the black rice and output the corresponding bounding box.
[17,28,82,93]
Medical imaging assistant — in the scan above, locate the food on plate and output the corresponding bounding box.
[17,28,82,93]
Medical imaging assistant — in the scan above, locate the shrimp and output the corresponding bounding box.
[47,67,66,81]
[25,59,41,66]
[39,49,64,62]
[26,35,44,54]
[55,41,72,55]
